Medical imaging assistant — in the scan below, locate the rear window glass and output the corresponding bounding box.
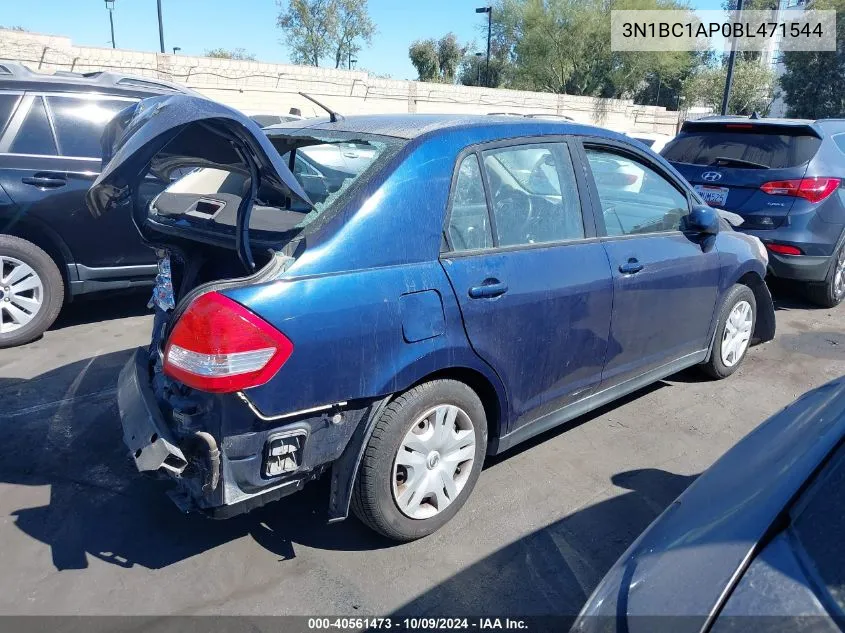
[662,127,821,169]
[789,442,845,613]
[9,97,57,156]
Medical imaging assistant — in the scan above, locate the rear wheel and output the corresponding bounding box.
[351,379,487,541]
[702,284,756,379]
[806,242,845,309]
[0,235,64,348]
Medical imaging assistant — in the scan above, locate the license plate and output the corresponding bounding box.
[694,185,729,207]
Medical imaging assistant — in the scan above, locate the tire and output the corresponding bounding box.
[806,242,845,309]
[0,234,64,348]
[702,283,756,379]
[351,379,488,541]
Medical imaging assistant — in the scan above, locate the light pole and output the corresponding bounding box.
[475,6,491,87]
[157,0,165,54]
[172,46,180,55]
[720,0,743,115]
[105,0,116,48]
[475,52,483,86]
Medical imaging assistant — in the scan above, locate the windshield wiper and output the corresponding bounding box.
[711,156,770,169]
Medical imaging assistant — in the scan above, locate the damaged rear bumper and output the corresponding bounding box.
[117,348,308,518]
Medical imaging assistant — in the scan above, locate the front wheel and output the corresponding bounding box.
[351,379,488,541]
[0,235,64,348]
[702,283,756,379]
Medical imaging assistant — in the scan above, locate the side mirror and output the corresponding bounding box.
[686,205,720,236]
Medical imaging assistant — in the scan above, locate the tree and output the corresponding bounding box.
[409,39,440,82]
[409,33,465,83]
[1,26,25,31]
[779,0,845,118]
[332,0,376,69]
[682,58,775,114]
[204,48,257,61]
[276,0,375,68]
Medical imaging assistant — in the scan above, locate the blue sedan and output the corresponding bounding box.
[86,96,775,540]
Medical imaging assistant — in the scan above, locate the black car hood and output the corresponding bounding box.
[574,377,845,632]
[86,94,312,219]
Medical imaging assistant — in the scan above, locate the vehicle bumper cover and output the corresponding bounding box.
[766,252,831,282]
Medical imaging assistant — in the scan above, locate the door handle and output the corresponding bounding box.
[22,173,67,189]
[468,280,508,299]
[619,258,644,274]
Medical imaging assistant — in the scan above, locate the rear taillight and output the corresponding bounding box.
[767,243,803,256]
[163,291,293,393]
[760,177,840,203]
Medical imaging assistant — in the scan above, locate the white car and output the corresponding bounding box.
[627,131,675,154]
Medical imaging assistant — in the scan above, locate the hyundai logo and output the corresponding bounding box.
[702,171,723,182]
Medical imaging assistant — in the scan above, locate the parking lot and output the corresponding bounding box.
[0,283,843,617]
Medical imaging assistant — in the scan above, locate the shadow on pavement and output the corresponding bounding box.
[0,348,692,587]
[49,290,151,331]
[391,468,698,618]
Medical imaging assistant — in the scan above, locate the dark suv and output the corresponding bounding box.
[0,61,195,347]
[663,117,845,307]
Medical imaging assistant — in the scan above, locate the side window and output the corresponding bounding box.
[833,134,845,156]
[46,96,133,158]
[9,97,57,156]
[481,143,584,247]
[448,154,492,251]
[0,93,21,137]
[585,147,689,237]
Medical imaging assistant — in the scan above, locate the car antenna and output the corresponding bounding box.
[299,92,344,123]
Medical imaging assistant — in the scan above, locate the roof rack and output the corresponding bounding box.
[0,60,196,95]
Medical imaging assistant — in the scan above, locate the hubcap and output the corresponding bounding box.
[0,256,44,334]
[721,300,753,367]
[834,248,845,299]
[392,404,476,520]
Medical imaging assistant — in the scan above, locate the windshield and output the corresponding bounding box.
[662,127,821,169]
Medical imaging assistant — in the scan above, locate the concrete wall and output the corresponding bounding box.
[0,29,681,135]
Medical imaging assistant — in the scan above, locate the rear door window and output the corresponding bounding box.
[662,126,821,169]
[481,142,584,247]
[8,96,57,156]
[46,96,134,158]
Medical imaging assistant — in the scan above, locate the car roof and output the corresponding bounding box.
[265,113,628,142]
[0,60,197,98]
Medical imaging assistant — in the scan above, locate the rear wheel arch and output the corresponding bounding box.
[2,216,75,301]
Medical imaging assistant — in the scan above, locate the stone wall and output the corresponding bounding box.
[0,29,681,135]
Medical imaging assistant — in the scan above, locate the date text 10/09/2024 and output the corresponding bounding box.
[307,618,529,630]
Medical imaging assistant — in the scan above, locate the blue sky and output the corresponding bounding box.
[2,0,726,80]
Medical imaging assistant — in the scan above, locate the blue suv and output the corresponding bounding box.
[663,117,845,307]
[88,96,775,541]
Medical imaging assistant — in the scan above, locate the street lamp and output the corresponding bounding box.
[475,52,483,86]
[104,0,116,49]
[172,46,181,55]
[350,57,357,70]
[475,6,491,87]
[157,0,165,54]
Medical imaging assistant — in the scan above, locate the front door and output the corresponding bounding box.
[441,139,613,431]
[579,142,721,385]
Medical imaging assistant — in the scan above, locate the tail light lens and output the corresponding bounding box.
[163,292,293,393]
[760,177,840,203]
[767,243,803,256]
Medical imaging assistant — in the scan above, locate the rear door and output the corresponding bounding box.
[579,139,720,385]
[662,121,822,230]
[440,138,613,431]
[0,92,149,269]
